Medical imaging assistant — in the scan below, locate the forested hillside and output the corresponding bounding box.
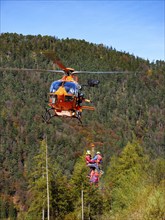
[0,33,165,219]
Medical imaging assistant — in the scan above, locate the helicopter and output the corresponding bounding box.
[41,51,100,123]
[0,51,131,124]
[41,51,131,123]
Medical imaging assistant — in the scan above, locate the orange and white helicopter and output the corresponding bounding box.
[0,51,131,123]
[41,51,100,123]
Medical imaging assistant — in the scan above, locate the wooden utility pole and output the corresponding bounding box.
[45,136,50,220]
[81,189,84,220]
[42,208,45,220]
[42,172,45,220]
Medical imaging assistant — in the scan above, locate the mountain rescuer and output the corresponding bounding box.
[90,169,99,186]
[92,151,103,172]
[85,150,93,164]
[96,151,103,164]
[85,150,100,173]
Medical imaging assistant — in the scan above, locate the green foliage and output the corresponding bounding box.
[27,140,49,218]
[148,157,165,185]
[50,169,74,219]
[0,197,17,219]
[27,139,74,219]
[71,155,89,192]
[0,33,165,218]
[103,140,165,219]
[70,155,104,219]
[143,182,165,220]
[107,140,148,211]
[110,181,165,220]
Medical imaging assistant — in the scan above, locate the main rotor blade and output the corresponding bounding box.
[72,71,133,74]
[0,67,134,75]
[0,67,64,74]
[41,51,68,71]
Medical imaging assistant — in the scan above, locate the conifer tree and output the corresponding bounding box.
[27,139,51,219]
[27,139,74,219]
[105,139,149,212]
[70,155,104,219]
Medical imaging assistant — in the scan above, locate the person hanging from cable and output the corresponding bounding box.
[92,151,104,174]
[85,150,100,174]
[89,168,99,186]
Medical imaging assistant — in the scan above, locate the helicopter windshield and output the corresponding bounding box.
[50,81,79,96]
[64,82,78,95]
[50,81,62,93]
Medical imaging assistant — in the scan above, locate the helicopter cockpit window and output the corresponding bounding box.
[50,81,79,96]
[64,82,78,96]
[50,81,62,93]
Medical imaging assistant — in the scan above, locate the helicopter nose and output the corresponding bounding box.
[55,86,67,97]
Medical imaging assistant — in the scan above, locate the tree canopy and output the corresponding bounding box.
[0,33,165,219]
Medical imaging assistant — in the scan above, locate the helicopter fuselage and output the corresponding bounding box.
[48,76,83,117]
[46,75,94,121]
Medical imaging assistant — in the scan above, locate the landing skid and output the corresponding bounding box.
[42,108,82,124]
[73,112,82,124]
[42,108,56,123]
